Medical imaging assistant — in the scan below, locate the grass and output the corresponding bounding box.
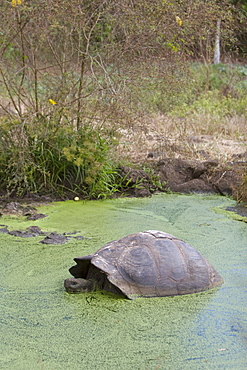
[113,63,247,163]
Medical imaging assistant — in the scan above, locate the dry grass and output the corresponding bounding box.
[115,113,247,165]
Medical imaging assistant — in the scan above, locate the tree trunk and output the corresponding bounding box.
[214,19,221,64]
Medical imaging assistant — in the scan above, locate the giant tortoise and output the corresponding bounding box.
[64,230,223,299]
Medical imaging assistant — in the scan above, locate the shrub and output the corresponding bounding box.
[0,116,119,198]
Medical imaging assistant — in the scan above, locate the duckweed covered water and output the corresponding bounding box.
[0,194,246,369]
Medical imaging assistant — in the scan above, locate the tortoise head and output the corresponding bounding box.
[64,278,96,293]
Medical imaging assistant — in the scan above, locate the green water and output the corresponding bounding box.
[0,194,246,369]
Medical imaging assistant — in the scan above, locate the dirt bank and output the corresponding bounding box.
[118,157,245,198]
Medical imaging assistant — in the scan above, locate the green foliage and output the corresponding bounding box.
[122,62,247,118]
[186,90,247,117]
[0,117,119,198]
[192,63,247,93]
[172,63,247,119]
[141,166,166,192]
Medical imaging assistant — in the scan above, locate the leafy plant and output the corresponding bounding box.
[0,116,120,198]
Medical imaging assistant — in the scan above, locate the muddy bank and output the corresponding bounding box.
[118,157,246,198]
[0,157,246,215]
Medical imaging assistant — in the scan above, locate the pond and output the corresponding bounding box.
[0,194,246,369]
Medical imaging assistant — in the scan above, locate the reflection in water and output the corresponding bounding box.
[0,194,246,369]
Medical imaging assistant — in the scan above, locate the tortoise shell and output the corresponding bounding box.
[66,230,223,299]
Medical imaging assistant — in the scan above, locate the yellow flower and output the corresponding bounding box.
[49,99,57,105]
[176,16,183,26]
[11,0,21,6]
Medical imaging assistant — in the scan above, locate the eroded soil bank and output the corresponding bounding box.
[119,156,245,198]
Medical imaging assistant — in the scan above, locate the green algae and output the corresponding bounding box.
[0,194,246,369]
[213,205,247,223]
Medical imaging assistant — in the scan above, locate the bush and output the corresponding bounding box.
[0,116,119,198]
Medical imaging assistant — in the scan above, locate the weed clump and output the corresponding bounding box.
[0,117,119,199]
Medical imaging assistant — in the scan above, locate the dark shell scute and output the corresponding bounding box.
[119,249,157,286]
